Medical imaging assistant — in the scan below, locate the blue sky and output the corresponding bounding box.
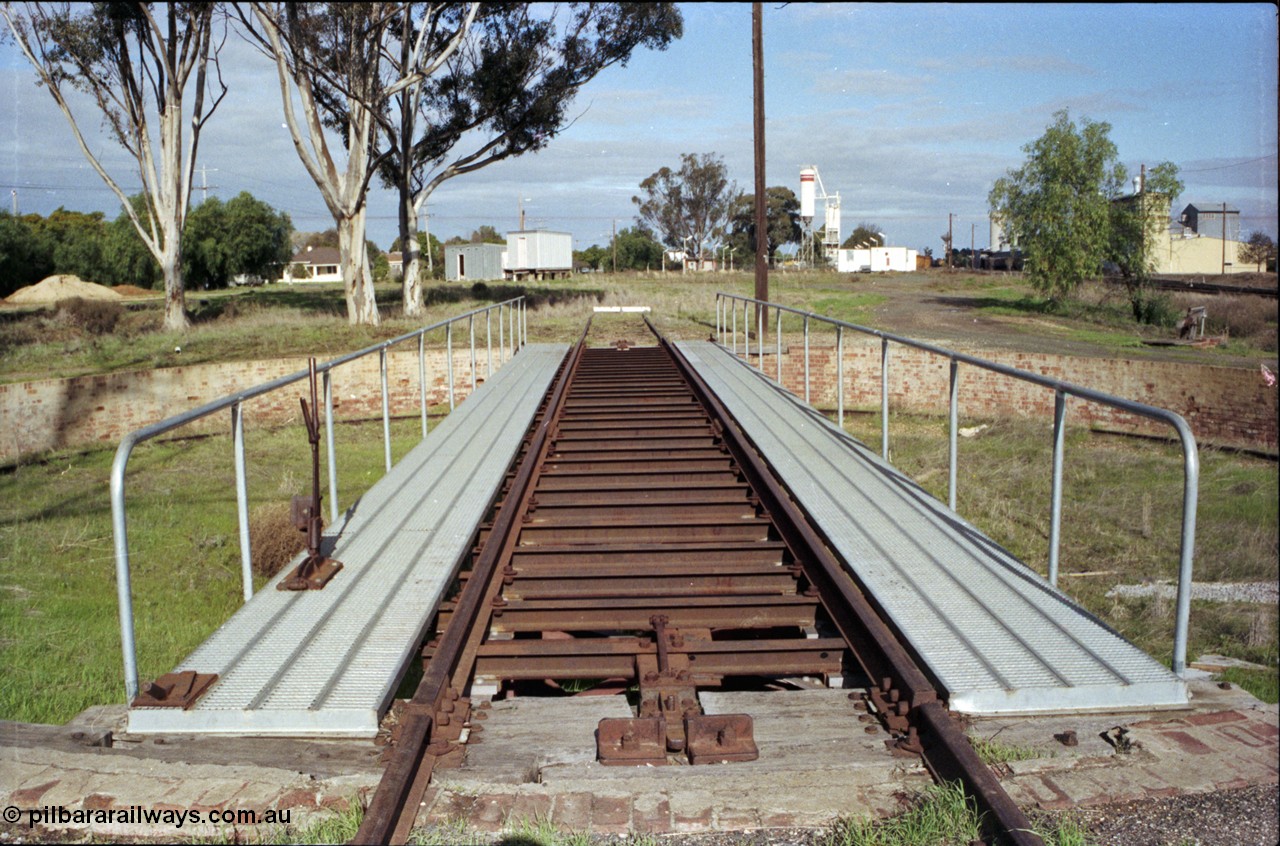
[2,3,1276,257]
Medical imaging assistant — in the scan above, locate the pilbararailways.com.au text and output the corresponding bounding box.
[5,804,293,829]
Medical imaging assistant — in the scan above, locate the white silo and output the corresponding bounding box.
[799,167,816,222]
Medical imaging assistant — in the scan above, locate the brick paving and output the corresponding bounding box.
[1,681,1275,840]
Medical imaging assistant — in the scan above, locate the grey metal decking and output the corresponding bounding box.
[678,340,1188,715]
[128,343,568,736]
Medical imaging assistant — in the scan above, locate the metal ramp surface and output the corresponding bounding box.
[678,341,1188,715]
[128,344,568,736]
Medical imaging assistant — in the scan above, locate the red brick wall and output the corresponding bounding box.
[748,339,1278,453]
[2,343,1276,464]
[0,349,489,463]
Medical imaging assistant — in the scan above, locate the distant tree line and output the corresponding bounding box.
[0,191,293,298]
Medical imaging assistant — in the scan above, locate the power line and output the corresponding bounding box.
[1180,153,1277,173]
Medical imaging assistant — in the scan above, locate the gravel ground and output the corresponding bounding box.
[5,786,1277,844]
[1106,581,1279,604]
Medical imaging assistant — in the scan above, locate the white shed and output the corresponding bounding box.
[837,247,918,273]
[506,230,572,280]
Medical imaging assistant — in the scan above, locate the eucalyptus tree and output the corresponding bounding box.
[634,153,739,264]
[239,2,475,325]
[1,2,228,330]
[377,3,683,315]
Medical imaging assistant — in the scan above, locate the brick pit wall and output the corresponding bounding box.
[1,343,1276,465]
[743,339,1277,454]
[0,349,488,464]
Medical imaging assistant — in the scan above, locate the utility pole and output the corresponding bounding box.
[947,213,954,269]
[1221,201,1227,275]
[752,2,768,329]
[10,189,16,216]
[198,164,218,204]
[612,219,617,274]
[971,222,975,269]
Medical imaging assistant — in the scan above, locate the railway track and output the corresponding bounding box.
[354,316,1043,845]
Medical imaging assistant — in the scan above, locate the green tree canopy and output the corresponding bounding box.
[726,187,801,263]
[841,222,884,249]
[613,227,665,271]
[1240,232,1276,272]
[184,193,294,288]
[989,110,1126,303]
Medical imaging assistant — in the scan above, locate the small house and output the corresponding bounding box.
[281,246,343,284]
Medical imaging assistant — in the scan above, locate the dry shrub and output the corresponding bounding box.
[56,297,123,335]
[1175,292,1278,350]
[248,501,314,579]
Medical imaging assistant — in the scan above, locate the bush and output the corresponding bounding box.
[248,501,314,579]
[55,297,123,335]
[1129,290,1178,327]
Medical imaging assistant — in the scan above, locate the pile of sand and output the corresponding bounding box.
[4,275,124,305]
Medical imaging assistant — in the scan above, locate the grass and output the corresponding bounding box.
[1217,666,1280,704]
[820,781,1089,846]
[969,733,1048,765]
[0,415,423,724]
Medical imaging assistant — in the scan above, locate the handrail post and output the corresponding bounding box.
[731,297,738,355]
[380,347,392,472]
[521,298,527,347]
[948,358,959,512]
[499,303,506,364]
[1048,390,1067,585]
[776,309,782,384]
[836,325,844,428]
[109,440,140,701]
[469,315,477,392]
[880,337,890,460]
[803,315,810,404]
[757,300,764,372]
[418,334,428,439]
[232,401,253,602]
[446,321,455,410]
[324,370,337,523]
[1173,432,1200,676]
[486,308,493,380]
[743,300,749,359]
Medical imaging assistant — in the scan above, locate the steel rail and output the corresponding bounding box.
[656,318,1044,846]
[715,291,1199,677]
[353,321,589,845]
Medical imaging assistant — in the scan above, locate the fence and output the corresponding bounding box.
[110,298,527,700]
[716,292,1200,676]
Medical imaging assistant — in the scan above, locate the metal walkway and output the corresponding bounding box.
[128,344,568,736]
[677,341,1188,715]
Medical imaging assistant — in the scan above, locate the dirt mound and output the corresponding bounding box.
[112,284,158,297]
[5,275,124,305]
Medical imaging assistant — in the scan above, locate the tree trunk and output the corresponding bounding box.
[338,209,379,325]
[400,193,423,317]
[161,247,189,331]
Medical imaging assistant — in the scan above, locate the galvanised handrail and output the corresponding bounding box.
[111,297,527,701]
[715,292,1199,677]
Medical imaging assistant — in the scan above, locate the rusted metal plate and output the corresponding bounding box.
[596,717,668,766]
[277,555,344,591]
[130,671,219,709]
[685,713,759,764]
